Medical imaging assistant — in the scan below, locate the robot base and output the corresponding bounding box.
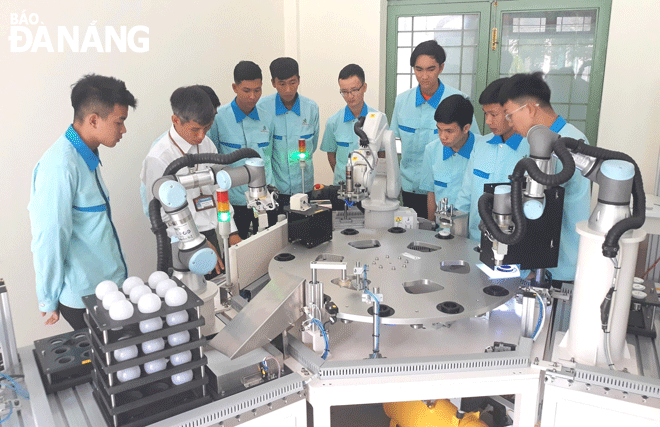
[362,198,402,229]
[553,331,639,374]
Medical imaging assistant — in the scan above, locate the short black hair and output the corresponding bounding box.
[498,72,552,107]
[195,85,221,109]
[269,57,299,81]
[170,86,215,126]
[410,40,446,68]
[234,61,262,85]
[478,78,509,105]
[338,64,365,83]
[434,94,474,128]
[71,74,136,122]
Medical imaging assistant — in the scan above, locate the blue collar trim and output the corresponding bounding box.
[415,80,445,108]
[550,115,567,133]
[343,103,369,122]
[275,94,300,116]
[487,133,523,150]
[231,99,260,123]
[66,125,99,171]
[443,131,474,161]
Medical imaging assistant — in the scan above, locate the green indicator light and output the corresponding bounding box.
[219,212,231,222]
[298,153,306,159]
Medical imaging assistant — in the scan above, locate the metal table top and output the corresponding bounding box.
[269,228,523,327]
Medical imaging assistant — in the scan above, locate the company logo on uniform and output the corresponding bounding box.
[8,11,149,53]
[302,119,308,125]
[261,126,268,132]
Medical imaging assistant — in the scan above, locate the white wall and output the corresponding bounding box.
[1,0,657,348]
[288,0,387,185]
[597,0,660,190]
[0,0,285,346]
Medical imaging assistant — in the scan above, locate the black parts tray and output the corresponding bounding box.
[33,329,93,394]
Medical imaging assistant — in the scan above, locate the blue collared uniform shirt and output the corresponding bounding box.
[207,99,275,206]
[29,126,127,311]
[320,103,379,185]
[391,80,481,194]
[420,131,476,208]
[455,133,530,241]
[258,93,319,195]
[548,116,591,282]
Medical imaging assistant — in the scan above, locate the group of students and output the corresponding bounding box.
[29,39,590,331]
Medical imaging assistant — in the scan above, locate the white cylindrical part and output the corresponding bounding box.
[566,221,645,366]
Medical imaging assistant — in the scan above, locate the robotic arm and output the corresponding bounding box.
[339,112,400,204]
[148,150,276,336]
[478,125,645,267]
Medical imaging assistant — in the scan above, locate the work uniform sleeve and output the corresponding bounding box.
[455,155,474,212]
[29,162,75,313]
[419,144,434,193]
[320,118,337,153]
[390,97,401,139]
[207,119,220,150]
[310,104,320,154]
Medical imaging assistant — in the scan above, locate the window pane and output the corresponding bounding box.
[397,74,412,95]
[460,74,474,99]
[397,47,412,73]
[569,104,587,121]
[442,74,460,89]
[462,46,476,74]
[443,47,461,73]
[500,9,597,138]
[413,31,435,46]
[399,16,412,32]
[398,32,412,47]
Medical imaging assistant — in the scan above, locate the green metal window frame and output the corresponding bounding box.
[386,0,612,145]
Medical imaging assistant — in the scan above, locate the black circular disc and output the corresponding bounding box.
[367,304,395,317]
[274,253,295,262]
[483,285,509,297]
[388,227,406,234]
[435,233,454,240]
[436,301,465,314]
[341,228,359,235]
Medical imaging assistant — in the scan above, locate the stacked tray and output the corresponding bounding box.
[33,329,93,393]
[82,280,211,427]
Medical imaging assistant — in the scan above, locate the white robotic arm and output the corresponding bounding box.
[340,112,401,204]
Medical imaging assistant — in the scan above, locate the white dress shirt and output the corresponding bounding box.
[140,124,237,235]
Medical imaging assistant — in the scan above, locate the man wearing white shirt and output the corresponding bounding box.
[140,86,239,277]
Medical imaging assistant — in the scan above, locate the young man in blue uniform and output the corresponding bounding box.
[258,57,319,213]
[500,72,591,284]
[321,64,381,186]
[391,40,480,218]
[207,61,276,239]
[455,78,530,241]
[29,74,137,330]
[420,95,477,220]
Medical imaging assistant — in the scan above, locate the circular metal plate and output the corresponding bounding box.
[269,228,522,327]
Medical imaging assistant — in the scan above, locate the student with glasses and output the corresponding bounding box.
[499,72,591,286]
[321,64,383,185]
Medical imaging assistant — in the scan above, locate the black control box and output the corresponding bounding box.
[286,204,333,248]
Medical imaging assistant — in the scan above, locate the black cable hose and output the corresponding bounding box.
[561,138,645,257]
[354,116,369,148]
[149,198,171,273]
[151,148,262,271]
[163,148,260,176]
[477,137,575,245]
